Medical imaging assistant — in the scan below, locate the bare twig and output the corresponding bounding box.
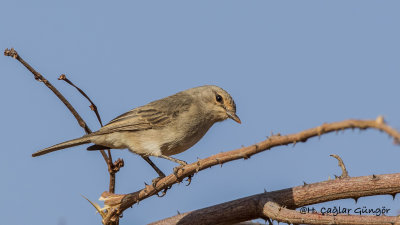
[149,173,400,225]
[58,74,104,126]
[330,154,349,178]
[57,73,124,193]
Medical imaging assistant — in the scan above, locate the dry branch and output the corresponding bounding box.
[101,117,400,224]
[330,154,349,179]
[150,173,400,225]
[58,74,104,126]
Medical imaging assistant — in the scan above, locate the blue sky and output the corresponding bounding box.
[1,1,400,224]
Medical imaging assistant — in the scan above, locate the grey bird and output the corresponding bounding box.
[32,85,240,177]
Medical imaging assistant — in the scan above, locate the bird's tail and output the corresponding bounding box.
[32,136,92,157]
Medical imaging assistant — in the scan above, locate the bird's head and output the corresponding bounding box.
[196,85,241,124]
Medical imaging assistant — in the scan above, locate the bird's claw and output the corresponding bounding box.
[151,176,165,188]
[178,160,187,166]
[173,166,185,177]
[185,175,193,186]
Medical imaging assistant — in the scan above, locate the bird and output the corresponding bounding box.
[32,85,240,178]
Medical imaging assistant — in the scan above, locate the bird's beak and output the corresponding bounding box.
[226,111,241,124]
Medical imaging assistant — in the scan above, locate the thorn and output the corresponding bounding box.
[144,182,148,186]
[371,174,379,180]
[303,181,308,186]
[376,115,385,125]
[177,210,181,215]
[354,197,359,203]
[241,152,250,160]
[264,188,267,193]
[293,141,297,147]
[81,195,106,218]
[196,161,201,172]
[391,193,396,200]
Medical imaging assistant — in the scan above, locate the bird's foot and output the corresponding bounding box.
[173,165,185,177]
[159,155,187,166]
[152,176,165,188]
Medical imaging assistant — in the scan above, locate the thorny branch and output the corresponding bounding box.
[150,173,400,225]
[100,116,400,224]
[4,48,123,194]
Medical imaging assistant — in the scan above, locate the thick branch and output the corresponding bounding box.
[262,201,399,225]
[150,173,400,225]
[101,117,400,223]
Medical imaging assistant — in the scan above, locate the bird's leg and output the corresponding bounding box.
[159,155,187,165]
[141,156,166,187]
[158,155,188,177]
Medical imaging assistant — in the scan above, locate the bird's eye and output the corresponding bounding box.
[216,94,223,103]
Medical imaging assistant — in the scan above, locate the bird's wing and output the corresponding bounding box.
[93,108,172,135]
[91,91,193,136]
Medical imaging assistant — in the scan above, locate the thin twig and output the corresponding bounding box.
[58,74,103,126]
[57,74,122,193]
[330,154,349,178]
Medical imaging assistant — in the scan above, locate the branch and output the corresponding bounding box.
[330,154,349,178]
[100,117,400,223]
[58,74,104,126]
[150,173,400,225]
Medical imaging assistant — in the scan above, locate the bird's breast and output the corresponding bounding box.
[159,113,215,156]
